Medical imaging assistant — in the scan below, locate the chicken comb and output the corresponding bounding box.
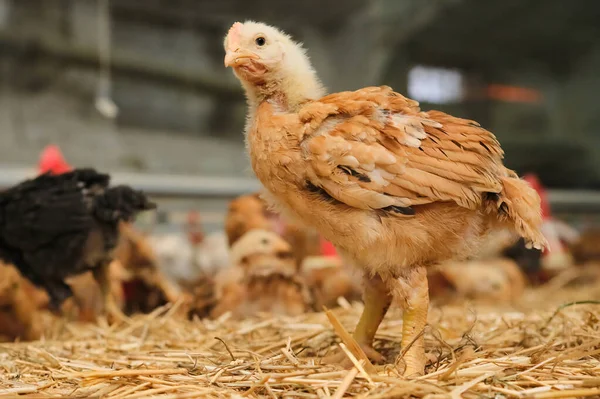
[227,22,243,48]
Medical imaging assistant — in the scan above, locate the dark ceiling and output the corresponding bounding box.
[400,0,600,77]
[112,0,367,32]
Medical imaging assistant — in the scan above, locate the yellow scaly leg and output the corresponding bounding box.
[323,274,392,366]
[398,266,429,377]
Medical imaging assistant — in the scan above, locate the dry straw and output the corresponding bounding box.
[1,275,600,398]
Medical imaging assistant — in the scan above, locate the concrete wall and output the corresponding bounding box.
[0,0,598,186]
[0,0,251,175]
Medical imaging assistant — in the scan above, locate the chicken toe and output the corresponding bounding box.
[322,343,385,368]
[105,294,129,324]
[322,274,391,367]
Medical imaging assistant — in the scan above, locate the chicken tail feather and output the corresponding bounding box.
[489,174,547,251]
[93,186,156,223]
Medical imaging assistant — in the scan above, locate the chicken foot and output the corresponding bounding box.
[323,274,392,367]
[92,261,129,323]
[396,266,429,377]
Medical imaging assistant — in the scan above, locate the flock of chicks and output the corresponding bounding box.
[0,188,362,341]
[2,181,598,344]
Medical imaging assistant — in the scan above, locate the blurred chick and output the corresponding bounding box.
[225,193,273,246]
[151,231,229,284]
[64,223,187,320]
[224,21,546,375]
[180,273,217,320]
[211,229,311,319]
[62,260,125,322]
[185,211,230,274]
[0,168,155,321]
[569,226,600,266]
[428,258,526,304]
[115,222,187,314]
[150,234,198,284]
[195,231,230,276]
[225,193,321,268]
[0,262,44,341]
[301,256,361,309]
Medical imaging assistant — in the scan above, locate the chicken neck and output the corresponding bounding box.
[241,68,325,115]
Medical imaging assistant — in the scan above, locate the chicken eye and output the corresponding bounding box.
[255,37,266,46]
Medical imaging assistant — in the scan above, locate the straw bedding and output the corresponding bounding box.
[1,278,600,399]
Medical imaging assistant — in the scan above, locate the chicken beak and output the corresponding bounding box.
[224,49,260,67]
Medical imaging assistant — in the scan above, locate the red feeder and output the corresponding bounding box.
[38,145,72,175]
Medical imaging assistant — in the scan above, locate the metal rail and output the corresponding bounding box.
[0,167,261,198]
[1,167,599,213]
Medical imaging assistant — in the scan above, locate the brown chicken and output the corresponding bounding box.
[62,260,126,322]
[66,223,184,320]
[225,193,321,268]
[224,21,546,375]
[569,227,600,266]
[0,262,44,341]
[301,256,362,309]
[225,193,274,245]
[211,229,311,319]
[428,258,526,304]
[114,222,186,314]
[181,273,217,320]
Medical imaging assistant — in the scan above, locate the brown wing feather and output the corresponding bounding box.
[299,86,506,212]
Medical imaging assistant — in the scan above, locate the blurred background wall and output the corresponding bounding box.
[1,0,599,230]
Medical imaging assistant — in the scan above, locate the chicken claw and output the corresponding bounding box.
[322,344,385,368]
[104,295,129,324]
[322,275,391,368]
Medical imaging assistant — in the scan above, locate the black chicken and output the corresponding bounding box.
[0,168,156,316]
[502,238,544,284]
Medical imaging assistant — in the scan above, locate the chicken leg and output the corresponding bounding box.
[323,274,392,366]
[92,261,128,323]
[12,282,42,341]
[396,267,429,376]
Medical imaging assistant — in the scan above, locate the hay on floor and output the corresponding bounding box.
[1,280,600,399]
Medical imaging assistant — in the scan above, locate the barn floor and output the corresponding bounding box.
[1,277,600,399]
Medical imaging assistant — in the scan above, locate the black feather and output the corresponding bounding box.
[338,166,371,183]
[502,238,542,278]
[305,181,341,204]
[381,205,415,215]
[0,168,156,307]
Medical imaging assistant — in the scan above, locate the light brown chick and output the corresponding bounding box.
[301,256,362,309]
[225,193,273,246]
[0,262,43,341]
[225,193,322,268]
[180,273,217,320]
[428,258,526,304]
[211,229,311,319]
[224,21,546,375]
[569,227,600,266]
